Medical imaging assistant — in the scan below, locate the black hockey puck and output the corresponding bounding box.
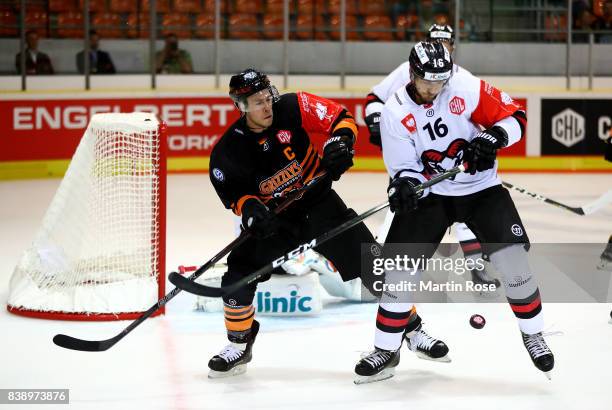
[470,314,486,329]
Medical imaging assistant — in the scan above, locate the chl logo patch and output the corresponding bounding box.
[276,130,292,144]
[511,224,524,236]
[449,96,465,115]
[401,113,417,133]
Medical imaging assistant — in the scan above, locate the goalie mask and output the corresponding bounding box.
[229,68,280,112]
[409,41,453,82]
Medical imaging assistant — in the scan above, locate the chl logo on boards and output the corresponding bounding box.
[551,108,585,148]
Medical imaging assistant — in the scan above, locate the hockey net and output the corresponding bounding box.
[7,112,167,320]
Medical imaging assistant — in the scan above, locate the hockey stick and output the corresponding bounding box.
[169,164,467,298]
[52,172,328,352]
[502,181,612,216]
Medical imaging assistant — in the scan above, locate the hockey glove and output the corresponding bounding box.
[241,198,278,239]
[365,112,382,148]
[321,134,355,181]
[605,136,612,163]
[465,127,508,175]
[387,176,423,214]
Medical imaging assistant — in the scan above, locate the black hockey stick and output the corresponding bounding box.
[52,172,328,352]
[502,181,612,216]
[169,164,467,298]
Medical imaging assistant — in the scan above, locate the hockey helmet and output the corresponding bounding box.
[229,68,280,112]
[409,41,453,82]
[427,24,455,46]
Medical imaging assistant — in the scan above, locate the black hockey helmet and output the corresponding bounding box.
[427,24,455,45]
[229,68,280,112]
[409,41,453,82]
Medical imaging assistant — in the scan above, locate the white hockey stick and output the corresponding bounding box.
[503,181,612,216]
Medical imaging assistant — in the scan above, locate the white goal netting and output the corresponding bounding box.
[8,112,166,320]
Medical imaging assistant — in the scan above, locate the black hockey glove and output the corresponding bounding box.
[365,112,382,148]
[241,198,278,239]
[321,134,355,181]
[387,176,423,214]
[465,127,508,175]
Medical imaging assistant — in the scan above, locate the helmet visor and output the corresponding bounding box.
[235,86,280,112]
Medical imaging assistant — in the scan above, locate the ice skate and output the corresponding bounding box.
[208,320,260,378]
[521,331,554,380]
[354,348,400,384]
[404,322,451,363]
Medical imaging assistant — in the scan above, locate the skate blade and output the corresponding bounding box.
[415,351,452,363]
[208,364,247,379]
[543,371,552,380]
[609,319,612,325]
[354,368,395,385]
[596,260,612,271]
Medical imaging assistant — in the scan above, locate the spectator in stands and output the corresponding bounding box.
[593,0,612,43]
[155,33,193,74]
[15,30,54,75]
[76,30,117,74]
[572,1,597,42]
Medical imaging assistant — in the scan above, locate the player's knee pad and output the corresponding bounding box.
[489,244,538,299]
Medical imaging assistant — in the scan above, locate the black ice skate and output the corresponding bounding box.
[354,348,400,384]
[521,331,554,379]
[404,317,451,363]
[597,239,612,271]
[208,320,260,378]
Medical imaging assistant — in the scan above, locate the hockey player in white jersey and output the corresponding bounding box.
[364,23,500,290]
[355,41,554,383]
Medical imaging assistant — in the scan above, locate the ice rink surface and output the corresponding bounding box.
[1,172,611,410]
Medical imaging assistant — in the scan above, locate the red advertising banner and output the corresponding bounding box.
[0,96,527,162]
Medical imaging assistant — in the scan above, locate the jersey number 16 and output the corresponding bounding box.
[422,117,449,141]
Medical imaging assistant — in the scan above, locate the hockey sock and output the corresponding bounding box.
[224,304,256,343]
[374,269,416,350]
[489,244,544,334]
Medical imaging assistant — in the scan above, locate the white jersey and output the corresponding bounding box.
[366,61,470,115]
[380,68,524,196]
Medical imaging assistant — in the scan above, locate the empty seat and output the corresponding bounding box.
[173,0,202,13]
[293,13,313,39]
[161,13,191,38]
[262,13,284,39]
[49,0,75,13]
[140,0,171,13]
[78,0,107,12]
[109,0,137,13]
[358,0,385,16]
[395,13,418,40]
[326,0,358,16]
[194,13,215,38]
[544,14,567,41]
[56,12,84,38]
[327,14,359,40]
[203,0,229,14]
[25,11,48,35]
[228,13,260,39]
[363,15,393,41]
[233,0,263,14]
[0,11,17,37]
[92,12,124,38]
[126,12,151,38]
[266,0,285,14]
